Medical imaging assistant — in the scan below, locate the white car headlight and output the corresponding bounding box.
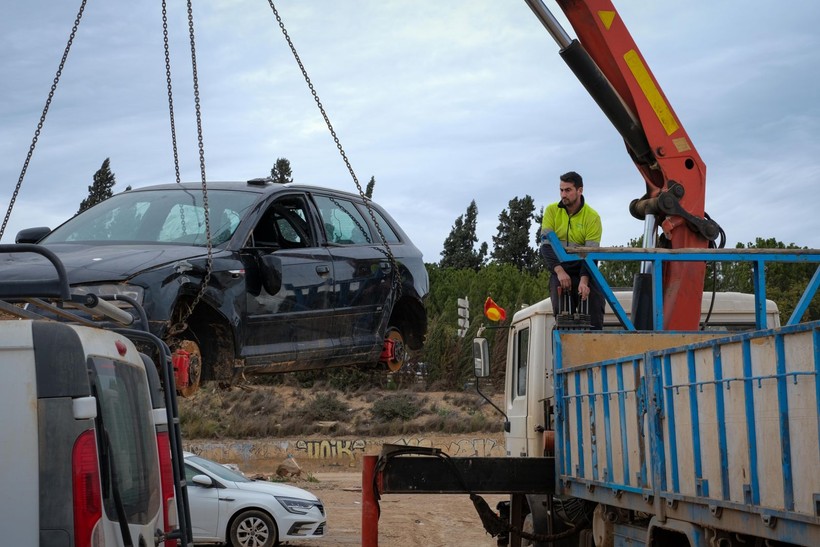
[275,496,319,515]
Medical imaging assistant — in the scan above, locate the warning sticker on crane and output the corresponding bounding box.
[598,10,616,30]
[623,49,680,136]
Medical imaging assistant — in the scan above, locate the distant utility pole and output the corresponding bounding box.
[457,296,469,338]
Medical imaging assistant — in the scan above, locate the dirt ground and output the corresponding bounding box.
[278,471,505,547]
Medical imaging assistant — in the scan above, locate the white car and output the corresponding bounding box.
[184,453,326,546]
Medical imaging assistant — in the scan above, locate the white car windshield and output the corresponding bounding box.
[43,188,259,246]
[187,455,251,483]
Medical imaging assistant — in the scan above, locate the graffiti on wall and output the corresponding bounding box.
[295,439,367,459]
[185,435,505,464]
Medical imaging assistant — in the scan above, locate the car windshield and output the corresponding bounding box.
[43,188,259,246]
[187,455,251,483]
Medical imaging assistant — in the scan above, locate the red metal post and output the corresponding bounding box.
[361,454,379,547]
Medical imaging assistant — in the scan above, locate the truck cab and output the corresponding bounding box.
[504,291,780,459]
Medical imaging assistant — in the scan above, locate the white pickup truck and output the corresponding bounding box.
[0,244,192,547]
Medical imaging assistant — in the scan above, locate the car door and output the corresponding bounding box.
[242,194,335,363]
[310,193,393,352]
[185,463,221,540]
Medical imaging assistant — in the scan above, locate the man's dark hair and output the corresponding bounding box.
[560,171,583,188]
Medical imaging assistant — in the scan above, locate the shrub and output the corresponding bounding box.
[298,393,348,422]
[371,393,421,422]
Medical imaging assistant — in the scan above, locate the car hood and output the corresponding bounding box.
[233,480,320,502]
[0,243,216,284]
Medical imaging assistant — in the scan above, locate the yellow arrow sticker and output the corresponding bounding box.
[624,49,680,136]
[598,10,616,30]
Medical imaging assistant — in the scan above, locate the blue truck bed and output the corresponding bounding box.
[554,322,820,546]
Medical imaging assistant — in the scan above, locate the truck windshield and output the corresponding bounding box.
[43,188,259,246]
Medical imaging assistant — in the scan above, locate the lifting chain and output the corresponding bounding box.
[163,0,213,337]
[265,1,402,298]
[1,0,89,241]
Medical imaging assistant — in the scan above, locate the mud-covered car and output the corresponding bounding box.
[10,180,428,395]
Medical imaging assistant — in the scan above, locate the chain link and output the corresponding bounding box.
[161,0,181,185]
[1,0,89,240]
[265,0,401,298]
[166,0,213,336]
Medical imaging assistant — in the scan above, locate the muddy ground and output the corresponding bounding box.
[290,471,505,546]
[189,436,507,546]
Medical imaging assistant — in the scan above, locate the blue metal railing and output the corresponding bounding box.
[545,231,820,330]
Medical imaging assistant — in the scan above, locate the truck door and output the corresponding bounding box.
[506,320,532,457]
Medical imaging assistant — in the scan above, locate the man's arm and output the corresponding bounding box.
[578,209,603,297]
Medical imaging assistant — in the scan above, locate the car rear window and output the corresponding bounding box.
[88,356,161,524]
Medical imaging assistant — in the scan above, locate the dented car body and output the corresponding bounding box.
[9,180,428,391]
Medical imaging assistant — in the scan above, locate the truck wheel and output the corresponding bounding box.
[229,509,278,547]
[380,327,407,372]
[173,338,202,398]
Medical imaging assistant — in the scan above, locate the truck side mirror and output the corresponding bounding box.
[472,337,490,378]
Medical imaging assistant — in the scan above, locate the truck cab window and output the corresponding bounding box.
[515,327,529,397]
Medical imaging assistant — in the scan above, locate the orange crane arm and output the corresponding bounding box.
[526,0,721,329]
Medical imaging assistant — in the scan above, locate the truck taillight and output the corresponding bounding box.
[157,431,177,543]
[72,429,102,547]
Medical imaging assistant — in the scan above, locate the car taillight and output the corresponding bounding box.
[72,429,102,547]
[157,431,177,544]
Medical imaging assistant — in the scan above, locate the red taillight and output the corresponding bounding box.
[157,431,176,543]
[72,429,102,547]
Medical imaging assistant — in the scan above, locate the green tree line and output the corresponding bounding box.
[427,200,820,390]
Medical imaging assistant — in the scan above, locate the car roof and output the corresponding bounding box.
[126,180,369,202]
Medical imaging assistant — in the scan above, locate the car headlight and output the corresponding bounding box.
[72,284,144,306]
[275,496,320,515]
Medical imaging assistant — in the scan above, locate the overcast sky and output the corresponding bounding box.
[2,1,819,262]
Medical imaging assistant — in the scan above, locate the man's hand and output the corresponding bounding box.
[578,276,590,300]
[555,266,572,294]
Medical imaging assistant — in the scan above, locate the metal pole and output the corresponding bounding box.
[641,214,658,274]
[523,0,572,49]
[361,455,379,547]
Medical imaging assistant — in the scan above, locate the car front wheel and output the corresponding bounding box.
[229,509,278,547]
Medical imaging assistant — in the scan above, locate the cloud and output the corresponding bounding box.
[1,0,819,261]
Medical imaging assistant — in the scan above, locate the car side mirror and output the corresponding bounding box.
[192,474,214,487]
[258,254,283,295]
[472,337,490,378]
[16,226,51,244]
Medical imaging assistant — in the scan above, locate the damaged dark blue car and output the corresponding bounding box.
[9,179,428,395]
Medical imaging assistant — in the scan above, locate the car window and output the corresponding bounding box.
[366,207,401,244]
[313,195,372,245]
[43,189,257,246]
[251,196,314,249]
[186,456,251,483]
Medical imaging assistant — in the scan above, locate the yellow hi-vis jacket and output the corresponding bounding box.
[540,196,602,275]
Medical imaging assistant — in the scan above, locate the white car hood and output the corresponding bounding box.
[233,480,319,502]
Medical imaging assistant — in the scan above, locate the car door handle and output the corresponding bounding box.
[316,265,330,275]
[219,497,235,502]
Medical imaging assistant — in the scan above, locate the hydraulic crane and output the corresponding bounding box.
[526,0,722,330]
